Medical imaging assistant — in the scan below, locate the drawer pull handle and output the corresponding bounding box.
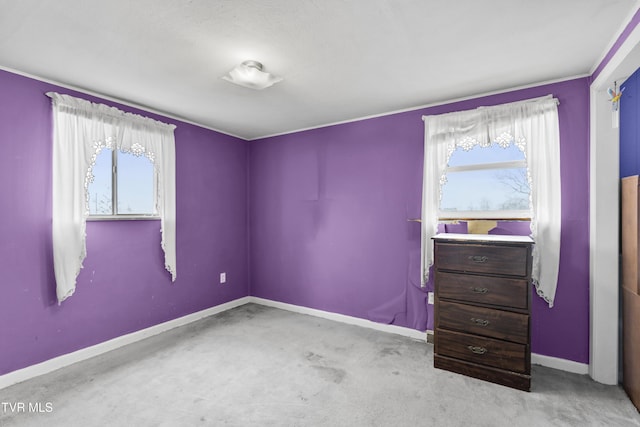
[469,255,489,263]
[470,287,489,294]
[470,317,490,327]
[467,345,487,355]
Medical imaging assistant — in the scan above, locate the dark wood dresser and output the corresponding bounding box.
[433,233,534,391]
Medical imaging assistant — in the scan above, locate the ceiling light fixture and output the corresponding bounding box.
[222,60,283,90]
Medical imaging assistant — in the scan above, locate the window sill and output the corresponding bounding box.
[87,215,160,221]
[439,217,532,222]
[439,209,531,221]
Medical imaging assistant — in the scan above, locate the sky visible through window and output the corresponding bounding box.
[88,149,155,215]
[441,143,530,213]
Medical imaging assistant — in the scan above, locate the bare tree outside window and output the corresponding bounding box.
[496,169,530,210]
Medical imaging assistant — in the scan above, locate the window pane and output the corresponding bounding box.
[87,149,113,215]
[448,143,525,167]
[116,151,155,215]
[440,167,530,213]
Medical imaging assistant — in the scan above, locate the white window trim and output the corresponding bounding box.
[444,159,527,173]
[438,210,531,221]
[87,215,161,222]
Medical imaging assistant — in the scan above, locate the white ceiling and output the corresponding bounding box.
[0,0,637,140]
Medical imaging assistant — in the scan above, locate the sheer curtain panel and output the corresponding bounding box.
[421,95,561,307]
[48,92,177,303]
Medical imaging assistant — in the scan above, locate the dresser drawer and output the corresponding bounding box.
[435,329,528,373]
[437,300,529,344]
[435,243,529,277]
[436,271,528,309]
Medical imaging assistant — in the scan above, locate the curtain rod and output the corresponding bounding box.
[45,92,176,131]
[421,94,560,121]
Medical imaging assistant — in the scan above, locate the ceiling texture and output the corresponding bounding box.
[0,0,637,140]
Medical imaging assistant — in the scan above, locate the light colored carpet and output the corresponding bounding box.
[0,303,638,426]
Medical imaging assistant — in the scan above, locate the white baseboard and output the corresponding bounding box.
[0,295,589,390]
[0,296,251,390]
[248,297,427,341]
[531,353,589,375]
[249,297,590,375]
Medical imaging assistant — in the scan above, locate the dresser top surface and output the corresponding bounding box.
[433,233,534,244]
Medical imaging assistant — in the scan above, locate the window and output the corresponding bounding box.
[421,95,561,307]
[48,92,177,303]
[88,149,157,218]
[439,143,530,219]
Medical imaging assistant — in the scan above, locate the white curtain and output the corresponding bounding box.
[49,92,177,303]
[421,95,561,307]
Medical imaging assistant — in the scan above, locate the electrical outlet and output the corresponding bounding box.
[428,292,434,305]
[220,272,227,284]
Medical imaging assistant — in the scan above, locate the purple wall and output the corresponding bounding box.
[0,70,249,375]
[249,78,591,363]
[620,66,640,177]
